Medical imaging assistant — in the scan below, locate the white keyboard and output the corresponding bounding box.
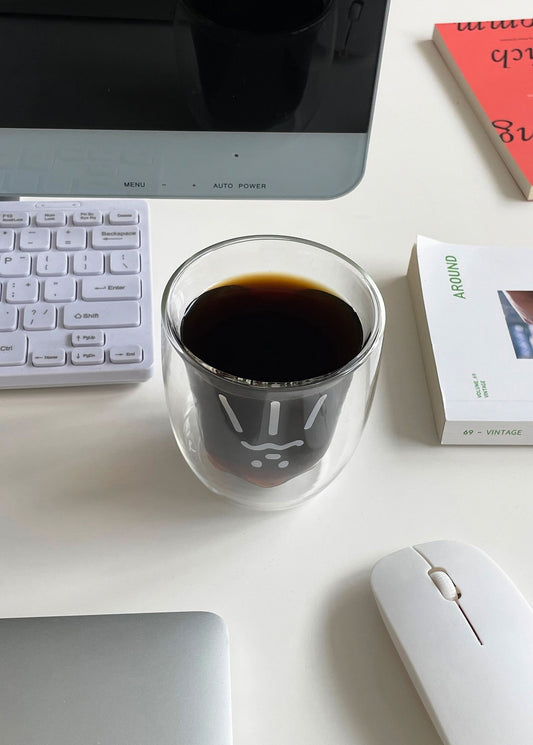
[0,199,153,388]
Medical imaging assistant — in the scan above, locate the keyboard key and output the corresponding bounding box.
[0,212,29,228]
[19,228,51,251]
[0,332,27,365]
[71,330,105,347]
[91,226,139,249]
[109,345,143,364]
[23,304,57,330]
[0,254,31,277]
[43,277,76,302]
[56,227,86,250]
[63,301,140,328]
[72,251,104,275]
[0,229,14,252]
[32,349,66,367]
[35,211,66,227]
[73,210,103,226]
[71,347,105,365]
[36,252,68,276]
[109,209,139,225]
[5,278,39,303]
[109,251,141,275]
[81,276,141,301]
[0,306,17,331]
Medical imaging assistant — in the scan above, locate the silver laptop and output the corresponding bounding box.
[0,611,232,745]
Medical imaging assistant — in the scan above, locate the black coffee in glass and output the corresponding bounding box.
[180,274,364,487]
[181,273,363,382]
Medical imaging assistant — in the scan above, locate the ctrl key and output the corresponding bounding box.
[0,333,27,365]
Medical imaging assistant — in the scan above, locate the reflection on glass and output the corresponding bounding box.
[175,0,337,130]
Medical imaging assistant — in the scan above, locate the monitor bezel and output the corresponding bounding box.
[0,0,389,200]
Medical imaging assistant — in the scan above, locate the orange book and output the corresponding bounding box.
[433,19,533,200]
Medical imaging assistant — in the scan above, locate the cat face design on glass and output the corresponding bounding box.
[212,391,335,486]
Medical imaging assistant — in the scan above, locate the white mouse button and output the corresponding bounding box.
[371,546,473,648]
[429,569,459,601]
[415,540,533,643]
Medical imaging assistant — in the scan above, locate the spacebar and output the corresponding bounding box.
[63,301,140,328]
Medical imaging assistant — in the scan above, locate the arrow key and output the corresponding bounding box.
[71,347,105,365]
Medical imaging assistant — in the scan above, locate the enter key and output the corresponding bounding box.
[81,277,141,301]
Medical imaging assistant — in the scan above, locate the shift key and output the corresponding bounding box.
[63,301,140,328]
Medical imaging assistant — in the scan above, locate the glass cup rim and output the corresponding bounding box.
[161,234,385,390]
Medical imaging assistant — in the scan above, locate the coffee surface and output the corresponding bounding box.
[180,273,364,382]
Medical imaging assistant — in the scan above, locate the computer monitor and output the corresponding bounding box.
[0,1,389,200]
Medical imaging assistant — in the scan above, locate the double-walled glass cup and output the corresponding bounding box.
[161,236,385,510]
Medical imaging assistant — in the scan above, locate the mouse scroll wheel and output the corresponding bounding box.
[429,569,460,601]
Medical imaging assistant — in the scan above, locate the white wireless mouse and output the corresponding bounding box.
[371,540,533,745]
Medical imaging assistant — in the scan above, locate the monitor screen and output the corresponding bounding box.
[0,1,389,199]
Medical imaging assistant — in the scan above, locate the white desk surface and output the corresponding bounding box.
[4,2,533,743]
